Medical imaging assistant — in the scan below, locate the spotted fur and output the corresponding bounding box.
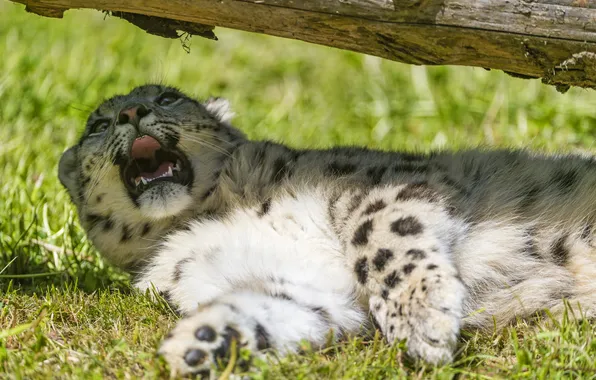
[59,85,596,376]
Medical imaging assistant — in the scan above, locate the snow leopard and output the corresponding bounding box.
[58,84,596,376]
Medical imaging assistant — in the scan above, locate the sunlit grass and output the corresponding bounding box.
[1,1,595,377]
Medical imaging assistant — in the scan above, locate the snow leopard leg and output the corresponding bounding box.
[158,290,355,376]
[331,183,466,364]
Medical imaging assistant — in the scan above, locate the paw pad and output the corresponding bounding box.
[195,325,217,342]
[184,349,207,366]
[213,326,241,363]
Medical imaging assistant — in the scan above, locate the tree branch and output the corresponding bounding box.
[12,0,596,92]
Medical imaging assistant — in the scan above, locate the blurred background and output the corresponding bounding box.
[0,0,595,285]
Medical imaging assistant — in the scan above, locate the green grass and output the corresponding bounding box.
[1,1,595,378]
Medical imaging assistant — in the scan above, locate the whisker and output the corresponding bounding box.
[177,123,238,146]
[177,130,237,151]
[178,138,232,157]
[170,130,233,157]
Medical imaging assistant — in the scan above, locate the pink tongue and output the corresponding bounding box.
[137,161,173,181]
[131,136,161,159]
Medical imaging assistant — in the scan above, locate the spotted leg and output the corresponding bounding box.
[333,183,467,363]
[158,290,349,376]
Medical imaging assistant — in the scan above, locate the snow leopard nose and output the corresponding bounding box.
[118,104,151,127]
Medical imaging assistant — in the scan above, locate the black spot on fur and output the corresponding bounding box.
[120,224,131,242]
[371,315,383,331]
[86,213,106,227]
[103,218,114,231]
[384,271,401,288]
[258,199,272,217]
[163,130,180,147]
[141,223,151,236]
[160,290,173,304]
[195,326,217,342]
[581,224,593,241]
[402,263,416,275]
[551,289,573,301]
[552,169,578,193]
[381,289,389,300]
[113,151,128,167]
[352,219,374,246]
[224,303,240,314]
[80,176,91,188]
[184,349,207,366]
[255,323,271,350]
[275,292,293,301]
[200,185,217,201]
[391,216,423,236]
[433,168,470,196]
[254,145,268,166]
[178,223,192,232]
[363,200,387,216]
[354,257,369,284]
[518,185,542,212]
[389,325,395,333]
[406,249,426,260]
[173,257,193,282]
[551,235,569,266]
[271,158,290,183]
[395,182,438,203]
[327,192,342,226]
[311,306,332,324]
[366,166,387,185]
[158,290,180,315]
[96,194,104,203]
[347,192,366,215]
[373,248,394,271]
[426,264,438,270]
[523,233,542,260]
[326,162,357,176]
[203,209,220,219]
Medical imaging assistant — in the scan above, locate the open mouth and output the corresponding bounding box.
[120,135,193,196]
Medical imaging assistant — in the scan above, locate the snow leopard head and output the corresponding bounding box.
[58,84,244,268]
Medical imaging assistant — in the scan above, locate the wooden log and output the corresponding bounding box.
[11,0,596,92]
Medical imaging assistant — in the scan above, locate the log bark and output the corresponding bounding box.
[11,0,596,92]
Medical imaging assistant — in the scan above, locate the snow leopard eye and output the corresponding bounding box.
[156,92,181,107]
[89,119,110,136]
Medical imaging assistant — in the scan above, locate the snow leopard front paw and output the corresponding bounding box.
[158,302,266,377]
[371,269,465,365]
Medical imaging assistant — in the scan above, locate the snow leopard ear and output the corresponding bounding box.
[58,146,80,200]
[204,97,235,123]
